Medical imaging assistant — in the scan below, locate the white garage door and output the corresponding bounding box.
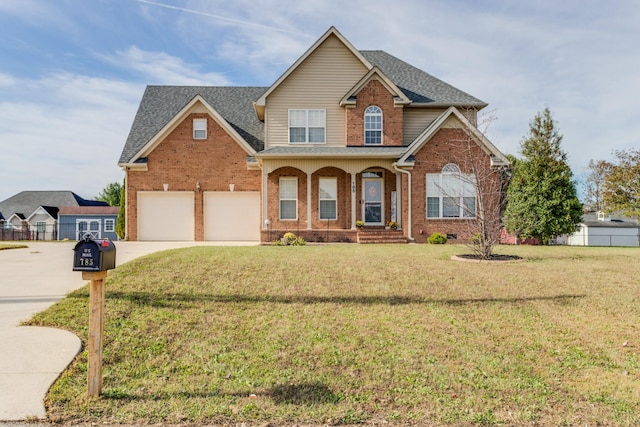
[204,192,260,241]
[138,192,194,241]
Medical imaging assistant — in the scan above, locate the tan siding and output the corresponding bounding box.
[265,34,369,148]
[403,108,446,144]
[460,108,478,126]
[441,115,465,129]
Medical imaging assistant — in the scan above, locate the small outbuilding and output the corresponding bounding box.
[565,212,639,247]
[58,206,120,241]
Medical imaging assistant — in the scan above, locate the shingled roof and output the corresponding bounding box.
[0,191,107,220]
[119,49,486,165]
[361,50,486,107]
[119,86,267,164]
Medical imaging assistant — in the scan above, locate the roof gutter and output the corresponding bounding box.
[392,162,413,242]
[255,152,406,160]
[407,102,488,109]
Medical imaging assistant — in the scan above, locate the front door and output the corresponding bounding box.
[363,177,384,225]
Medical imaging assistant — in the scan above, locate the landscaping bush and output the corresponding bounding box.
[428,232,447,244]
[274,232,307,246]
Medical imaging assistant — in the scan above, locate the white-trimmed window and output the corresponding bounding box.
[289,109,325,143]
[319,178,337,220]
[279,177,298,220]
[364,105,383,144]
[193,119,207,139]
[36,221,46,233]
[105,219,115,232]
[426,164,476,218]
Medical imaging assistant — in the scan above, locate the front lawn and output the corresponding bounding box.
[0,243,28,250]
[28,244,639,426]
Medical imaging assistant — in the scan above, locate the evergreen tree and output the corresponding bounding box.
[503,108,582,244]
[97,182,122,206]
[116,179,126,240]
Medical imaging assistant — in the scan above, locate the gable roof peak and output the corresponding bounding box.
[123,93,258,165]
[340,66,411,107]
[399,106,508,166]
[253,26,372,119]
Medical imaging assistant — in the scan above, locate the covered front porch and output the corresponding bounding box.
[257,153,409,243]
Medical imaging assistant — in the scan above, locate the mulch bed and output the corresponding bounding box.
[451,254,523,263]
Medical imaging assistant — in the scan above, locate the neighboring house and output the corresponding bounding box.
[119,27,508,243]
[563,212,639,247]
[58,206,120,241]
[3,213,30,240]
[0,191,108,241]
[27,206,60,240]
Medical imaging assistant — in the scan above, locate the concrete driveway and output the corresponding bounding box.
[0,240,254,421]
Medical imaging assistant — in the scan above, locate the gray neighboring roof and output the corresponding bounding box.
[119,86,267,164]
[256,146,408,158]
[360,50,487,107]
[0,191,106,220]
[582,213,639,228]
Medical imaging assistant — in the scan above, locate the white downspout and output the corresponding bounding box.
[392,163,413,242]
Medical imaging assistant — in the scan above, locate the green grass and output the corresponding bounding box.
[28,244,640,426]
[0,243,28,250]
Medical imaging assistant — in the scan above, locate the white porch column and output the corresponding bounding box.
[395,172,402,228]
[307,172,312,230]
[262,169,269,229]
[351,173,357,229]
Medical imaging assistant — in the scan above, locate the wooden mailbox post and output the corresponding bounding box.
[73,237,116,397]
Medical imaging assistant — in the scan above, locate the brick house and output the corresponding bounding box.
[118,27,508,243]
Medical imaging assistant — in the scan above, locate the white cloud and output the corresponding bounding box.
[100,46,232,86]
[0,73,142,201]
[0,73,17,87]
[0,0,68,22]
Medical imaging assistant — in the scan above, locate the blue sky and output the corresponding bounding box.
[1,0,639,202]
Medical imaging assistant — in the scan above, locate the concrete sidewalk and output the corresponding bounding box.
[0,241,254,421]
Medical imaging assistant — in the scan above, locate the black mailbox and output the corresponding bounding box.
[73,237,116,272]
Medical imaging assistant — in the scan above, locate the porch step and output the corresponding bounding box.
[357,229,408,244]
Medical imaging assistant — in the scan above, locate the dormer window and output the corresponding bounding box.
[289,109,325,144]
[364,105,382,145]
[193,119,207,139]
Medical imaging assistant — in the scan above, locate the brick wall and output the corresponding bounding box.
[310,167,350,229]
[126,113,261,240]
[410,128,499,243]
[345,79,403,146]
[265,167,308,233]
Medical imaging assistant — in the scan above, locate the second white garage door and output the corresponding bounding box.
[204,192,260,241]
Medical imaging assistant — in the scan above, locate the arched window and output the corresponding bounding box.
[426,163,476,218]
[442,163,461,173]
[364,105,382,145]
